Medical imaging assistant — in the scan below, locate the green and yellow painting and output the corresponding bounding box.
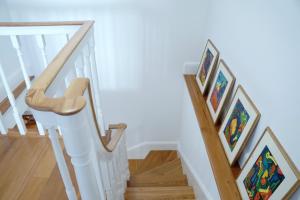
[199,49,214,85]
[223,99,250,151]
[243,146,285,200]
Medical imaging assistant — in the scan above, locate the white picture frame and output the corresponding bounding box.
[218,85,260,165]
[196,39,219,94]
[206,60,235,123]
[237,128,300,200]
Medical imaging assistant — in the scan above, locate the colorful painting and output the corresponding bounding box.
[209,71,228,112]
[223,99,250,151]
[243,146,285,200]
[199,49,214,85]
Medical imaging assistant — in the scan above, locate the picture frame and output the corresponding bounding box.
[237,127,300,200]
[206,60,235,123]
[218,85,260,165]
[196,39,219,94]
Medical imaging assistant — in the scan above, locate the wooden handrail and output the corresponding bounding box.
[24,21,94,115]
[59,77,127,152]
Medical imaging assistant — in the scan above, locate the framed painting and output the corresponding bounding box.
[196,39,219,94]
[218,85,260,165]
[206,60,235,123]
[237,128,300,200]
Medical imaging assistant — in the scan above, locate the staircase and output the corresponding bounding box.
[126,150,195,200]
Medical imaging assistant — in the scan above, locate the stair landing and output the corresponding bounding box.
[0,134,79,200]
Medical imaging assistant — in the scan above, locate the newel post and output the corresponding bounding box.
[57,106,105,200]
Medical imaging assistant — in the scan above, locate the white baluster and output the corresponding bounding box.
[65,34,70,42]
[99,160,113,200]
[58,104,105,200]
[0,62,26,135]
[75,56,85,77]
[10,35,45,135]
[35,35,48,68]
[0,112,7,134]
[10,35,31,88]
[48,127,77,200]
[107,158,117,200]
[88,36,106,135]
[65,68,77,87]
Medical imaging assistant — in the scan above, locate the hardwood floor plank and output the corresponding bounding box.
[0,136,79,200]
[0,138,48,200]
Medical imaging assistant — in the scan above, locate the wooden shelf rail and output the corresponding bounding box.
[184,75,242,200]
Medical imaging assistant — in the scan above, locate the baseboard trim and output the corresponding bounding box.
[178,145,215,200]
[127,141,178,159]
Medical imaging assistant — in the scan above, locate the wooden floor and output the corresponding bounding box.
[0,135,79,200]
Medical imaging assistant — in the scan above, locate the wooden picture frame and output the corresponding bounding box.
[196,39,219,94]
[218,85,260,165]
[237,127,300,200]
[206,60,235,123]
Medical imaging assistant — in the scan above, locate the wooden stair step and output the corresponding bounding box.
[125,186,195,200]
[129,159,144,175]
[136,158,183,177]
[134,150,178,175]
[128,174,188,187]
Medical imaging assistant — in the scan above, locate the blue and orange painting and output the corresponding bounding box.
[243,146,285,200]
[210,71,228,112]
[223,99,250,151]
[199,49,214,85]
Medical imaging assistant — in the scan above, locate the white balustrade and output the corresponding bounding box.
[1,21,129,200]
[10,35,46,135]
[10,35,31,88]
[88,34,106,135]
[35,34,48,68]
[0,62,26,135]
[0,112,7,134]
[48,127,77,200]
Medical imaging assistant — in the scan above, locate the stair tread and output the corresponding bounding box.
[134,150,178,175]
[136,158,183,177]
[125,186,195,200]
[128,174,188,187]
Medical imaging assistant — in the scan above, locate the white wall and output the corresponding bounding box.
[3,0,208,148]
[178,82,219,200]
[179,0,300,199]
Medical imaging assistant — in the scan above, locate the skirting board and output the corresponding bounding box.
[177,145,215,200]
[127,141,178,159]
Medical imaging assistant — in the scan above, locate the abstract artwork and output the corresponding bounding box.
[199,49,213,85]
[243,145,285,200]
[210,71,228,112]
[196,39,219,94]
[206,60,235,123]
[223,99,250,151]
[237,128,300,200]
[218,86,260,165]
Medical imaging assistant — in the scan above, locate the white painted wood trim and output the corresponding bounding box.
[0,25,79,36]
[48,127,77,200]
[0,62,26,135]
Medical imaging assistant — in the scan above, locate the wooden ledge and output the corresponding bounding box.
[184,75,241,200]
